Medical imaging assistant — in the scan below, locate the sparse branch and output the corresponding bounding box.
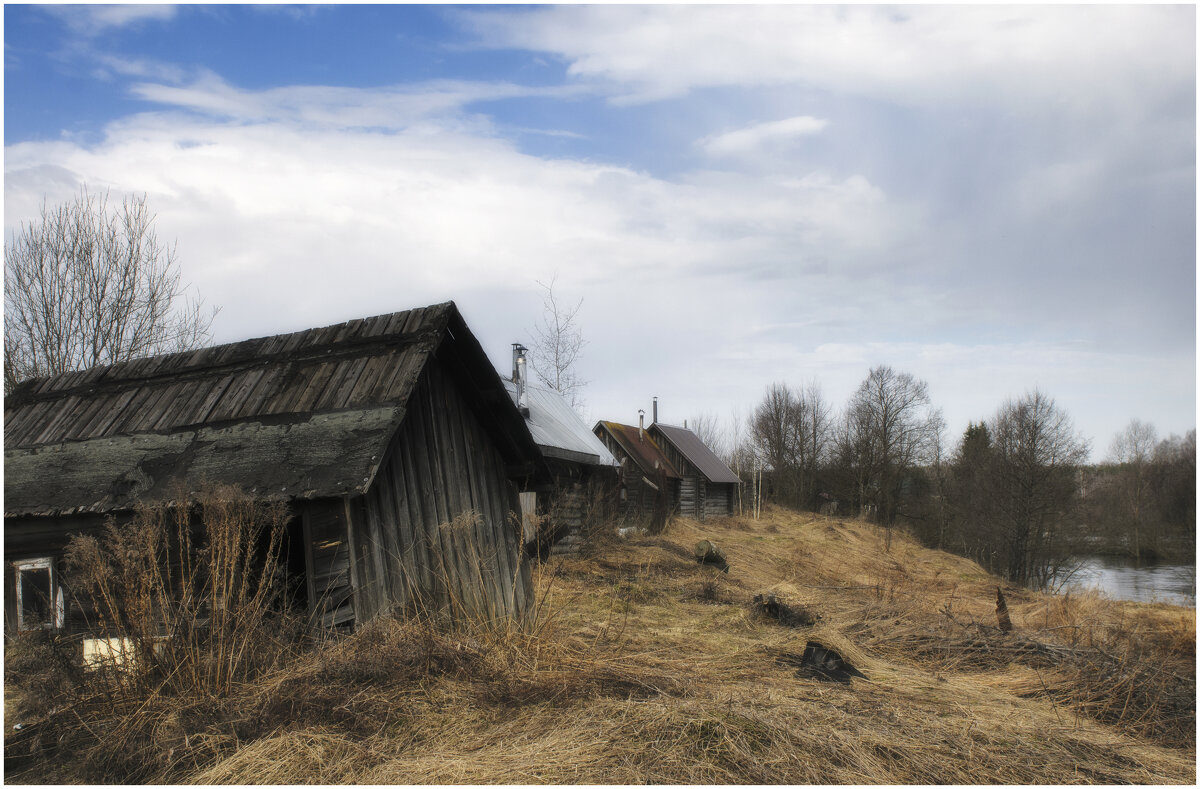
[528,275,587,411]
[4,187,216,393]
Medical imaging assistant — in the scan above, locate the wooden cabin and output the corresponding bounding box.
[504,346,619,555]
[593,419,680,524]
[648,422,740,519]
[4,301,549,635]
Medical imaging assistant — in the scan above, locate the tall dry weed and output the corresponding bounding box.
[62,485,297,698]
[6,486,303,782]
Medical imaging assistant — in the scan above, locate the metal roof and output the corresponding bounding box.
[650,423,741,484]
[503,379,618,467]
[5,302,547,516]
[594,421,680,479]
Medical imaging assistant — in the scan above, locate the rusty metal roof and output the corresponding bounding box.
[650,423,741,484]
[594,421,680,479]
[5,302,547,517]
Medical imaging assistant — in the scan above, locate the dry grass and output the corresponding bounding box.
[7,505,1195,784]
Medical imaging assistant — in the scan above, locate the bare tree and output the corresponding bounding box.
[726,406,753,514]
[5,188,215,392]
[750,380,832,509]
[688,411,728,460]
[841,366,942,530]
[988,390,1090,587]
[921,409,952,549]
[1108,418,1159,563]
[528,276,587,411]
[797,380,834,492]
[1150,429,1196,557]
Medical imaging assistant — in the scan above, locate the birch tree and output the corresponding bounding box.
[529,276,587,411]
[1108,418,1159,563]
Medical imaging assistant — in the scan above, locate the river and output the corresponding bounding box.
[1053,556,1196,607]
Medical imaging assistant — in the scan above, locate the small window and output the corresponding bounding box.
[15,558,64,631]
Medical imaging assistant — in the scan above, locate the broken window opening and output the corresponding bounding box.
[15,557,65,631]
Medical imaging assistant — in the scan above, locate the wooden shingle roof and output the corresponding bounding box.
[5,303,449,449]
[5,302,545,517]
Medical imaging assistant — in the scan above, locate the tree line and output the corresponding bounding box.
[693,368,1195,589]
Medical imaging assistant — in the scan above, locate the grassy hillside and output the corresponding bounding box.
[6,507,1195,783]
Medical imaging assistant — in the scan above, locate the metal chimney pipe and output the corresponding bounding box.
[511,343,526,383]
[652,396,658,425]
[638,409,645,440]
[513,344,530,416]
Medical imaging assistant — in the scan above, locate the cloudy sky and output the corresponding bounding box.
[4,4,1195,459]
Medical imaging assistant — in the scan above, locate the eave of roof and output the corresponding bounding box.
[4,406,403,517]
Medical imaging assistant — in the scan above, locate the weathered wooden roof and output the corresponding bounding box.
[593,421,680,479]
[503,379,618,468]
[649,423,741,484]
[5,302,546,517]
[5,304,449,448]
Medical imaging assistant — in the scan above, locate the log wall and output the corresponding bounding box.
[704,483,734,518]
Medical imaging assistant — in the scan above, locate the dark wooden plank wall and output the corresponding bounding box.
[349,358,530,625]
[704,483,733,518]
[652,436,735,520]
[596,432,658,518]
[302,499,356,629]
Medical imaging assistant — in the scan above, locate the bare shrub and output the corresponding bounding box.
[63,485,297,698]
[2,486,303,782]
[3,628,83,721]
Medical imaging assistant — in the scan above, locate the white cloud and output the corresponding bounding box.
[466,5,1193,116]
[4,90,899,350]
[126,73,589,131]
[46,4,178,35]
[93,53,187,84]
[701,116,828,158]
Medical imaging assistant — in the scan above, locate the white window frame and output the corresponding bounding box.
[15,557,65,631]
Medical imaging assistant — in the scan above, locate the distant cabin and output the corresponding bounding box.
[4,301,549,635]
[648,422,740,519]
[503,346,619,555]
[593,419,680,524]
